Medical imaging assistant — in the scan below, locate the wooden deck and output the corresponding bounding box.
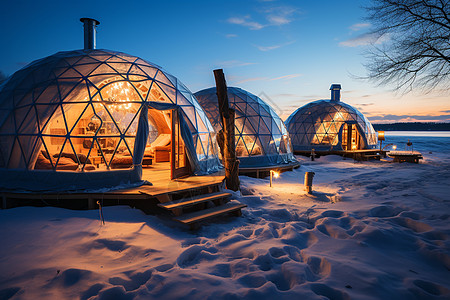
[1,162,225,210]
[0,162,251,228]
[121,162,225,198]
[295,149,389,161]
[239,161,301,178]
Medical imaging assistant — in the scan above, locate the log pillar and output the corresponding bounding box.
[213,69,240,191]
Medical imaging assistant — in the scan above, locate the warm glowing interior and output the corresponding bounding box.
[35,78,173,171]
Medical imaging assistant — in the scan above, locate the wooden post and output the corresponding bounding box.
[213,69,240,191]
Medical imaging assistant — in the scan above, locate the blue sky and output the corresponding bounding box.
[0,0,448,123]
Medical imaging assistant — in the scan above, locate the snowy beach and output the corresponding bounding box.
[1,134,449,300]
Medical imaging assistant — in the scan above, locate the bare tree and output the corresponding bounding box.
[364,0,450,92]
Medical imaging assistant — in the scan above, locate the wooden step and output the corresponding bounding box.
[157,192,232,210]
[173,202,247,228]
[363,154,381,160]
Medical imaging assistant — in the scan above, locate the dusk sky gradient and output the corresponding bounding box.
[0,0,448,123]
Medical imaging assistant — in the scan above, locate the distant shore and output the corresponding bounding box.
[372,122,450,131]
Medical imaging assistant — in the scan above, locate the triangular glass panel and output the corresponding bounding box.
[88,63,120,77]
[117,54,138,63]
[235,136,248,157]
[72,63,99,77]
[53,138,77,171]
[61,103,90,134]
[76,56,101,65]
[34,83,60,104]
[136,65,158,79]
[128,64,147,77]
[57,78,83,101]
[244,116,258,135]
[247,101,260,116]
[7,137,25,168]
[106,55,130,63]
[63,56,83,67]
[196,134,206,156]
[17,106,38,135]
[154,82,176,104]
[0,135,12,167]
[271,120,281,135]
[87,52,113,62]
[58,67,82,79]
[195,111,208,133]
[258,135,273,155]
[155,71,175,88]
[107,62,133,75]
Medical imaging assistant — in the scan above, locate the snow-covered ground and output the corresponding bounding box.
[1,135,449,299]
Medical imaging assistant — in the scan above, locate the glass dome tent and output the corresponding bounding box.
[285,84,377,153]
[0,49,220,191]
[194,87,297,168]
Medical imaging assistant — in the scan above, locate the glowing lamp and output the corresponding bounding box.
[393,145,397,150]
[378,131,385,141]
[270,170,279,187]
[351,145,357,150]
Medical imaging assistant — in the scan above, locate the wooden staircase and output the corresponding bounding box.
[157,191,246,230]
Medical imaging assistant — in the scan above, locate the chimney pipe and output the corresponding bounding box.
[80,18,100,50]
[330,84,341,102]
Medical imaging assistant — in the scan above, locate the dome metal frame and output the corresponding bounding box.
[195,87,297,168]
[285,99,378,152]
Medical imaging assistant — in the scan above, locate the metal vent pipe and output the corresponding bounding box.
[80,18,100,50]
[330,84,341,102]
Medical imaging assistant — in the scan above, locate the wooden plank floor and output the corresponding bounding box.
[111,162,225,197]
[2,162,225,202]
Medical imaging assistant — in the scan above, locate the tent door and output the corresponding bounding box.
[342,123,361,150]
[171,110,191,179]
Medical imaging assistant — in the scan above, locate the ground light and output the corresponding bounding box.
[270,170,279,187]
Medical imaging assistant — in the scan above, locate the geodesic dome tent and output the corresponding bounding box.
[0,49,220,191]
[285,85,377,152]
[194,87,296,168]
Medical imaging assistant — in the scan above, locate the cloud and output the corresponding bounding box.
[227,5,298,30]
[217,60,258,68]
[270,74,302,80]
[349,23,370,31]
[256,44,282,51]
[225,33,238,38]
[231,73,301,84]
[441,110,450,113]
[339,32,390,47]
[227,16,265,30]
[272,93,303,99]
[234,77,268,84]
[255,40,295,51]
[264,6,298,26]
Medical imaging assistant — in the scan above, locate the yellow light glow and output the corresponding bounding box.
[271,170,279,178]
[351,145,357,150]
[393,145,397,150]
[378,131,385,141]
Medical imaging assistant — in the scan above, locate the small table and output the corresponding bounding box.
[142,157,153,167]
[388,151,423,163]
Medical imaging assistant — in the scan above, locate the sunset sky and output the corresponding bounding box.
[0,0,448,123]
